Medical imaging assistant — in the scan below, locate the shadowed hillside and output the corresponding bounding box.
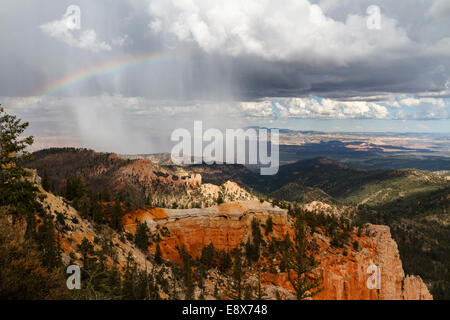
[24,148,450,299]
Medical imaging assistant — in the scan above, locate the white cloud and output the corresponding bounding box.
[239,100,274,118]
[236,97,392,119]
[236,95,450,120]
[3,94,449,137]
[428,0,450,18]
[399,98,421,107]
[399,97,446,108]
[40,14,111,52]
[146,0,413,65]
[397,97,449,120]
[274,98,390,119]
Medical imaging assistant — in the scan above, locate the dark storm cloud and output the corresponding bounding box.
[0,0,448,101]
[0,0,449,148]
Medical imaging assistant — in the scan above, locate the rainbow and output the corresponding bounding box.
[9,50,174,110]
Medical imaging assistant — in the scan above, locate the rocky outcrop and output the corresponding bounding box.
[124,201,432,300]
[30,176,433,301]
[124,201,286,262]
[402,276,433,300]
[201,181,255,204]
[313,225,432,300]
[38,185,150,270]
[25,149,254,210]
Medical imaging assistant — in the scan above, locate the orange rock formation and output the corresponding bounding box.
[124,200,433,300]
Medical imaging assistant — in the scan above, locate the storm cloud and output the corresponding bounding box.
[0,0,449,152]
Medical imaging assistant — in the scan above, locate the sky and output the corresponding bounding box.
[0,0,449,153]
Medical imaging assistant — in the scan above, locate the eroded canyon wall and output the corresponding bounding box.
[123,200,432,300]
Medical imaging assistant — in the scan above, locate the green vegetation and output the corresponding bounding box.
[245,218,265,263]
[281,218,322,300]
[135,221,151,252]
[280,165,450,298]
[226,248,244,300]
[262,158,447,208]
[265,216,273,235]
[257,157,449,299]
[155,243,163,264]
[178,245,195,300]
[355,186,450,299]
[0,107,67,299]
[41,165,50,192]
[0,215,67,299]
[3,108,449,300]
[0,107,39,216]
[65,176,87,201]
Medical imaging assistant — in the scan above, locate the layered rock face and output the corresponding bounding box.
[124,201,287,262]
[124,200,432,300]
[313,225,432,300]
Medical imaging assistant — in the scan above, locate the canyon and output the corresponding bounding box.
[121,200,432,300]
[21,149,447,300]
[1,168,434,300]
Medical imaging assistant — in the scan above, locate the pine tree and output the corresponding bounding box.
[77,237,94,270]
[122,251,137,299]
[0,108,68,298]
[282,219,322,300]
[245,218,264,263]
[195,264,207,299]
[226,249,244,300]
[255,269,268,300]
[179,246,195,300]
[36,214,62,268]
[251,218,263,248]
[265,216,273,235]
[200,243,215,269]
[0,215,67,299]
[217,191,224,204]
[41,165,50,192]
[65,176,86,201]
[0,107,38,215]
[77,194,91,219]
[92,200,103,224]
[107,264,122,297]
[148,265,161,300]
[135,270,149,300]
[218,250,232,273]
[111,200,124,231]
[155,243,162,264]
[135,221,150,252]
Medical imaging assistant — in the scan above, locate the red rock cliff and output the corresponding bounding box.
[123,200,433,300]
